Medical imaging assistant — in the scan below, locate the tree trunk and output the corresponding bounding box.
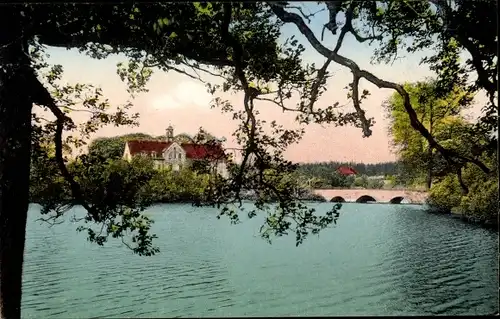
[426,145,433,190]
[426,104,434,190]
[457,168,469,195]
[0,10,33,319]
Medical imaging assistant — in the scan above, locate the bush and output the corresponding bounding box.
[459,179,498,222]
[427,175,462,213]
[427,158,498,225]
[367,178,384,189]
[146,167,210,203]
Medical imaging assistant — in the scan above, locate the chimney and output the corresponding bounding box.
[166,125,174,142]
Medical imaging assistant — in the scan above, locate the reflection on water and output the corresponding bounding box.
[22,203,498,317]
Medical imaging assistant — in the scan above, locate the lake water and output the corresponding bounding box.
[22,203,498,317]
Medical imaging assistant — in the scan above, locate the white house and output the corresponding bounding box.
[123,126,229,177]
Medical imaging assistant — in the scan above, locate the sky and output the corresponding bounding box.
[42,3,483,164]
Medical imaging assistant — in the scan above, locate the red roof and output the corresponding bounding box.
[337,166,357,176]
[126,140,172,155]
[126,140,225,160]
[181,143,225,160]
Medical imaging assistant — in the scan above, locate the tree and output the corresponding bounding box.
[1,1,497,317]
[384,82,497,219]
[269,0,496,174]
[427,153,498,222]
[1,4,337,317]
[88,133,160,159]
[383,80,473,189]
[146,166,210,203]
[329,171,348,188]
[88,137,132,159]
[296,162,398,188]
[352,175,369,188]
[366,178,384,190]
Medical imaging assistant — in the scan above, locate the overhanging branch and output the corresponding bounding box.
[269,2,491,174]
[27,69,96,214]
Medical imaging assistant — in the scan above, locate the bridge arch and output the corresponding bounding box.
[389,196,405,204]
[330,196,346,203]
[356,195,376,203]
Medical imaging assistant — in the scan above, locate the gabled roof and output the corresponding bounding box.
[126,140,172,155]
[181,143,225,160]
[125,140,226,160]
[337,166,358,176]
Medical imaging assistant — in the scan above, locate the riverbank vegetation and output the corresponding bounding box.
[89,134,406,192]
[1,2,496,317]
[384,80,497,227]
[296,161,404,189]
[30,140,327,208]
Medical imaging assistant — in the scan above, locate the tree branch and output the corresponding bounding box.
[27,69,96,214]
[287,4,326,24]
[351,74,372,137]
[220,3,255,205]
[427,0,496,107]
[269,3,491,174]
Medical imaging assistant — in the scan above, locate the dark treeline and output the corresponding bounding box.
[297,161,399,178]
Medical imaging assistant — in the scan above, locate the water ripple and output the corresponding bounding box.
[21,204,498,318]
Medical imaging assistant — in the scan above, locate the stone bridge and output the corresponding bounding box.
[313,189,428,204]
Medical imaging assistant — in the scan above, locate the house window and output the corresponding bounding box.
[178,153,182,160]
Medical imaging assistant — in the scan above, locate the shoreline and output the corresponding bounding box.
[29,199,497,231]
[426,207,498,231]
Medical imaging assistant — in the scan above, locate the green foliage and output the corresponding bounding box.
[428,158,498,223]
[385,78,497,221]
[88,133,156,159]
[27,45,164,255]
[329,171,350,188]
[384,80,473,186]
[270,0,496,177]
[356,0,497,135]
[146,167,210,203]
[458,178,498,222]
[33,151,159,256]
[72,156,159,255]
[12,0,500,260]
[426,175,463,213]
[2,1,497,317]
[458,156,498,221]
[88,137,131,159]
[366,178,384,190]
[351,175,366,188]
[296,161,398,188]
